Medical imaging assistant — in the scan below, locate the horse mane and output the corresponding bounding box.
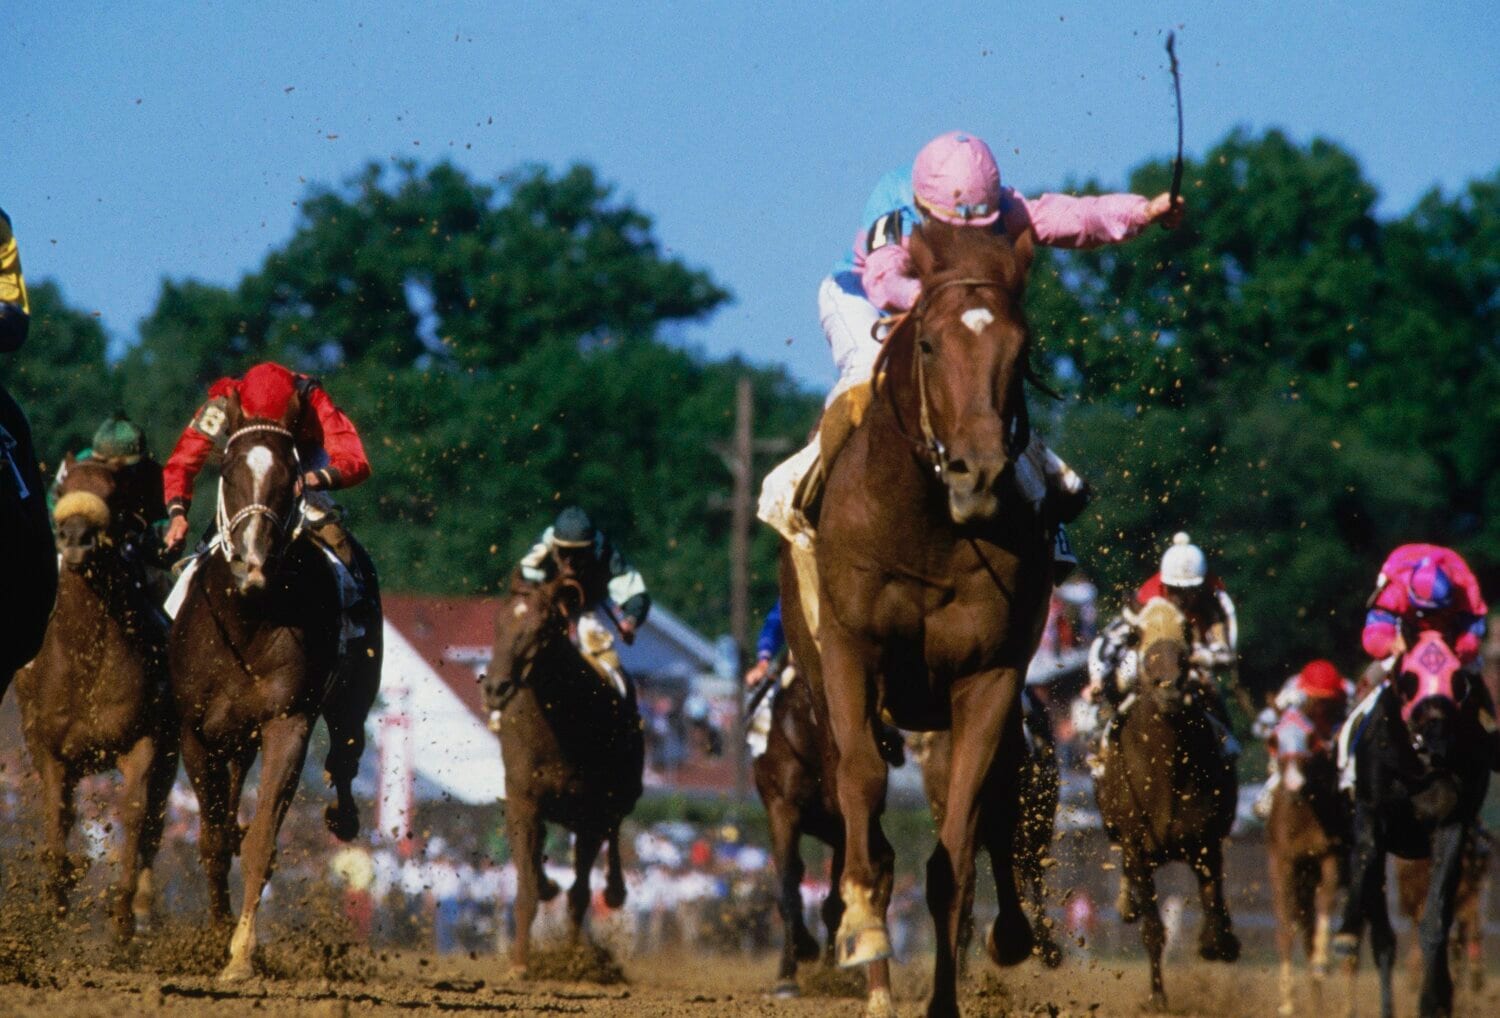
[1135,597,1189,649]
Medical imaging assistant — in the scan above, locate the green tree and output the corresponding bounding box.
[0,280,121,472]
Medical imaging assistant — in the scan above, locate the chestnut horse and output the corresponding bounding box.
[1265,713,1349,1016]
[170,395,382,981]
[1095,596,1240,1011]
[15,455,177,941]
[481,571,643,975]
[752,665,896,1013]
[1334,631,1492,1018]
[915,688,1064,973]
[783,220,1055,1018]
[0,381,56,698]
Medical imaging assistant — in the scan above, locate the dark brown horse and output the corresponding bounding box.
[481,571,644,975]
[752,666,896,1014]
[170,394,382,980]
[0,380,56,697]
[1334,632,1492,1018]
[1396,831,1489,994]
[15,454,177,940]
[914,688,1064,974]
[1265,712,1349,1016]
[783,220,1054,1018]
[1095,596,1240,1011]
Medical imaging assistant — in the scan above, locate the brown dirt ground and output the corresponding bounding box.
[0,939,1495,1018]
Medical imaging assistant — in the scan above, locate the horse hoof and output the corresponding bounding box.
[218,959,256,983]
[836,924,892,969]
[864,987,897,1018]
[1330,932,1359,961]
[604,883,626,909]
[987,918,1034,967]
[1146,991,1169,1013]
[772,979,800,999]
[323,802,359,842]
[793,927,821,963]
[1199,929,1240,963]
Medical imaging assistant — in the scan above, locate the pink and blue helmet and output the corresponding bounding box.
[1406,556,1454,611]
[913,131,1002,227]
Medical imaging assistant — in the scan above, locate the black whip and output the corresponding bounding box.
[1166,31,1184,208]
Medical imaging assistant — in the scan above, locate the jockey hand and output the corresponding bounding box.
[1147,191,1186,230]
[1082,680,1102,704]
[1389,631,1407,658]
[617,617,637,645]
[745,657,771,687]
[297,470,327,495]
[164,514,190,555]
[1190,645,1219,669]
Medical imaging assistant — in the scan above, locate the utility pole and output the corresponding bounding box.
[728,377,753,805]
[713,375,788,805]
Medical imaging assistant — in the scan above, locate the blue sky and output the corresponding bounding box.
[7,2,1498,392]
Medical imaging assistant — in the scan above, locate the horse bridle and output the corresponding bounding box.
[881,276,1032,476]
[215,423,298,562]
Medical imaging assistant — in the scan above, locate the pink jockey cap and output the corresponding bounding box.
[1405,556,1454,611]
[913,131,1002,227]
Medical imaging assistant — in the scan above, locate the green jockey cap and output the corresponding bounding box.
[92,413,147,465]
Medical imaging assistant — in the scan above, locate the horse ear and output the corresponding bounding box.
[908,224,939,280]
[1011,228,1035,285]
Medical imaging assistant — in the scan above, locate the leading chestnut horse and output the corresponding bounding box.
[170,393,382,981]
[783,220,1055,1018]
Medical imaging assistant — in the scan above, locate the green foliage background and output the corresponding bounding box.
[4,131,1496,688]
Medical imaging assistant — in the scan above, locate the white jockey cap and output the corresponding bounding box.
[1160,531,1207,588]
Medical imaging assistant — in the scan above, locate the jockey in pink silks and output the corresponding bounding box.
[758,131,1184,567]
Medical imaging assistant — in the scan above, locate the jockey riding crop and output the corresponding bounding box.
[1165,30,1184,213]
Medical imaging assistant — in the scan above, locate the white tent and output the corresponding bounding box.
[372,620,506,824]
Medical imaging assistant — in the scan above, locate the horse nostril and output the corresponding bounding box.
[946,458,970,476]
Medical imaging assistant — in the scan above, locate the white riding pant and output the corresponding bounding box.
[819,273,883,405]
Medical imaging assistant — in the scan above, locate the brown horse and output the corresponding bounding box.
[480,571,644,975]
[170,395,382,980]
[752,666,896,1013]
[783,220,1055,1018]
[1265,715,1350,1016]
[0,380,56,697]
[15,455,177,940]
[914,688,1064,974]
[1396,830,1489,994]
[1095,596,1240,1010]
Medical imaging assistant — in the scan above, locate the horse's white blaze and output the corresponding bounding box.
[245,445,273,497]
[961,307,995,334]
[513,602,529,618]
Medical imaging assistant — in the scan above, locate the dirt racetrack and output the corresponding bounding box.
[1,939,1496,1018]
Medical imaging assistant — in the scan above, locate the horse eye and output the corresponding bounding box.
[918,338,934,355]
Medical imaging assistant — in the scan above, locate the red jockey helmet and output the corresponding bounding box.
[1297,659,1345,701]
[239,362,299,421]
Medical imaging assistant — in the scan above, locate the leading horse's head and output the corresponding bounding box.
[1396,630,1472,766]
[482,572,585,731]
[1126,596,1193,713]
[884,220,1036,523]
[52,456,124,572]
[216,391,302,595]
